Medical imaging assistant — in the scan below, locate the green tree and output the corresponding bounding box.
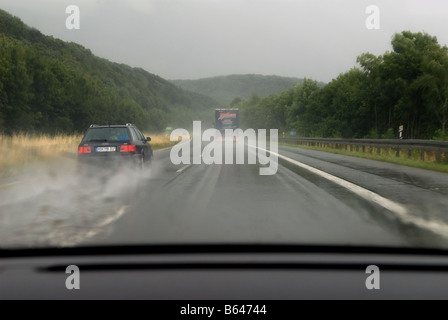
[383,31,441,138]
[414,42,448,135]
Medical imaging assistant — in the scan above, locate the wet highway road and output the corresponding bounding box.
[1,142,448,249]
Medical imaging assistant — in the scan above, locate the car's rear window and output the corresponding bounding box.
[129,127,141,141]
[83,127,129,142]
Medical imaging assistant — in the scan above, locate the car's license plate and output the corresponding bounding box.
[96,147,116,152]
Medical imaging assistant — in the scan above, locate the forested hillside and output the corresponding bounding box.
[237,31,448,140]
[171,74,318,105]
[2,8,446,140]
[0,9,218,134]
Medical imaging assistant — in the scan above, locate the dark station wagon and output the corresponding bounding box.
[77,123,153,171]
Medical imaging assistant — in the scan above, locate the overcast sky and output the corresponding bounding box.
[2,0,448,82]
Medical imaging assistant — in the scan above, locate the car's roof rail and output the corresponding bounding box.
[126,123,135,127]
[90,124,99,128]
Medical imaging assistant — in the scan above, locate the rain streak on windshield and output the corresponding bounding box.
[0,0,448,251]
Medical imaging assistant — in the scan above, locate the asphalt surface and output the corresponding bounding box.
[1,140,448,249]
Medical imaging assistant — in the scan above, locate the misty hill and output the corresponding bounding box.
[0,9,219,134]
[171,74,325,105]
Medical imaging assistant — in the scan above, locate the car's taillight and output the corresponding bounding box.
[120,145,136,152]
[78,146,91,154]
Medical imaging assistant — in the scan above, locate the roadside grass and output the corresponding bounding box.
[281,142,448,174]
[0,133,83,177]
[144,133,179,149]
[0,133,178,178]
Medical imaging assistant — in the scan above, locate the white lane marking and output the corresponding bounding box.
[154,146,172,153]
[47,205,130,246]
[176,164,192,173]
[257,146,448,238]
[97,205,128,228]
[0,181,24,190]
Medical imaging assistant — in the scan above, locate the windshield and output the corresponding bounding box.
[1,0,448,252]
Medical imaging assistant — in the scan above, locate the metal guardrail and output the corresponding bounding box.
[279,137,448,162]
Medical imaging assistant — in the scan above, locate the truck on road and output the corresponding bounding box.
[214,108,239,131]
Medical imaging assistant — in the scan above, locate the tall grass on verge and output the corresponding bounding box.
[0,133,179,177]
[143,133,180,149]
[0,133,83,177]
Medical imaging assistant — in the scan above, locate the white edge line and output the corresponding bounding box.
[257,146,448,238]
[176,164,192,173]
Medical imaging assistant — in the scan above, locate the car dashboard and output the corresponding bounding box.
[1,245,448,303]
